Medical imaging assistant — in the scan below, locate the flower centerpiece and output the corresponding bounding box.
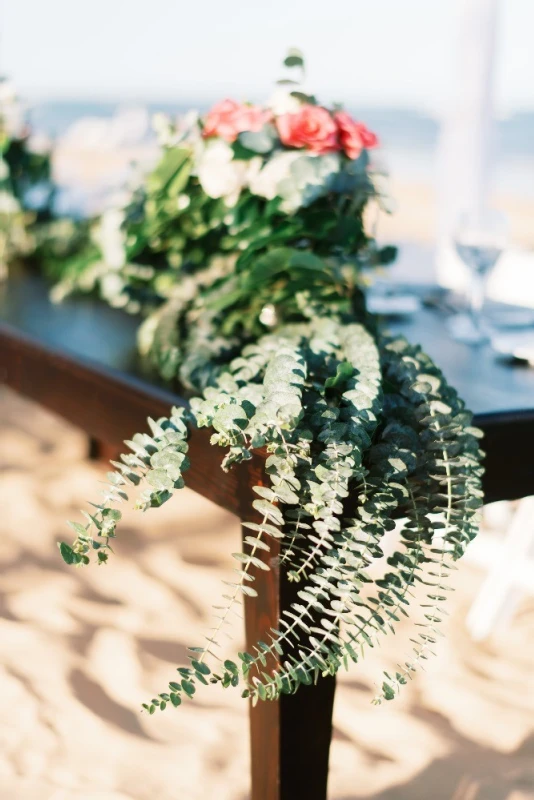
[57,52,484,712]
[51,56,394,320]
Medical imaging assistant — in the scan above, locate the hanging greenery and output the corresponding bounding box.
[57,51,484,711]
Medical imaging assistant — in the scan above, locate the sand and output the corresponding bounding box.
[374,179,534,250]
[0,387,533,800]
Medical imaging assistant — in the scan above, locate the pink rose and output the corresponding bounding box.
[334,111,379,160]
[202,99,271,142]
[276,105,339,154]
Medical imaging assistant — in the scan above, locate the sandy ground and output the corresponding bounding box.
[1,387,533,800]
[374,179,534,250]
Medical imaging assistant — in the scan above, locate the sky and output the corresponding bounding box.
[0,0,533,115]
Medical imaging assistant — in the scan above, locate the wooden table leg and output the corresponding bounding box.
[243,521,336,800]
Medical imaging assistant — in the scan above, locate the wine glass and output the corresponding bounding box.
[449,209,508,344]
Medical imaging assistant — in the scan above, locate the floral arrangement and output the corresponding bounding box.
[50,57,394,319]
[57,52,484,712]
[0,78,54,276]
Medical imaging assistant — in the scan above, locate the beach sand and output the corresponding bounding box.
[1,387,533,800]
[375,179,534,250]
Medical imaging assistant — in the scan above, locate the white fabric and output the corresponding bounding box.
[435,0,501,284]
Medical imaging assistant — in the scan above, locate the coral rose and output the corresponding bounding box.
[334,111,379,160]
[202,99,271,143]
[276,105,339,154]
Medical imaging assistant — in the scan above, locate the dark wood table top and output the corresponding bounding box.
[0,272,266,517]
[387,307,534,420]
[1,272,144,374]
[1,272,533,502]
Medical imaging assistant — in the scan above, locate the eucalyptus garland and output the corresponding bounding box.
[60,309,483,709]
[57,53,484,713]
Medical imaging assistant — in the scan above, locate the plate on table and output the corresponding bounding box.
[367,290,421,317]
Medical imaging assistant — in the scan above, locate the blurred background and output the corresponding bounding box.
[1,1,533,798]
[3,0,534,249]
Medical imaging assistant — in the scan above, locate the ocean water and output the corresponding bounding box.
[29,101,534,200]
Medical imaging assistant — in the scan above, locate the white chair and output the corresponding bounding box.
[465,496,534,640]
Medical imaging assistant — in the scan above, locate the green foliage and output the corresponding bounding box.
[60,316,483,712]
[0,132,54,272]
[55,52,483,715]
[1,135,53,211]
[50,146,377,314]
[60,407,191,564]
[284,48,305,70]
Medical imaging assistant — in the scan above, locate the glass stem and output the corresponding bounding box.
[469,270,486,333]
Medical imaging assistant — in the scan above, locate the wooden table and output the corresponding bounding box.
[2,272,534,800]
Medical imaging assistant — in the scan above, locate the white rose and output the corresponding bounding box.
[249,150,303,200]
[197,139,261,206]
